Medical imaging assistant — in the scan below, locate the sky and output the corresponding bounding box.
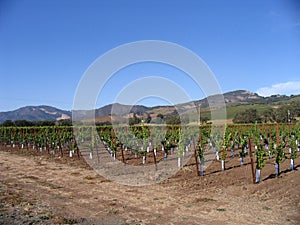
[0,0,300,111]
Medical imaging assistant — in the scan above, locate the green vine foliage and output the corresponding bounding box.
[141,123,150,147]
[89,139,95,152]
[221,130,231,160]
[273,137,286,164]
[232,130,239,150]
[239,137,247,158]
[177,130,185,158]
[290,136,297,160]
[253,127,267,170]
[197,137,206,160]
[255,144,267,170]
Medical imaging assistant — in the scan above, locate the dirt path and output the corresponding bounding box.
[0,151,299,225]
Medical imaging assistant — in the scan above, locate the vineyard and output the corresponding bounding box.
[0,122,300,224]
[1,122,299,184]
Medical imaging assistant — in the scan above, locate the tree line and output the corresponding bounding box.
[0,119,73,127]
[233,101,300,124]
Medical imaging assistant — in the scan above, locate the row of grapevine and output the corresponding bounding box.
[94,124,195,166]
[1,123,299,183]
[194,123,300,182]
[0,126,79,157]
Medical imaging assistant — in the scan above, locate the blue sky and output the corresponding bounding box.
[0,0,300,111]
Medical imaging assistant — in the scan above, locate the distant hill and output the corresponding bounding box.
[223,90,263,105]
[95,103,149,117]
[0,90,299,123]
[0,106,71,123]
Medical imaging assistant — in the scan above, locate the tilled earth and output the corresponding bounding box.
[0,147,299,225]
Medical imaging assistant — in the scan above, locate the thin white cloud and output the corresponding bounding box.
[257,81,300,97]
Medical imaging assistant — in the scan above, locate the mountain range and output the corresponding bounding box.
[0,90,299,123]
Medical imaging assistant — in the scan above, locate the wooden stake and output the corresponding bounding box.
[276,123,279,146]
[121,144,125,163]
[248,138,256,184]
[58,129,63,157]
[194,146,200,176]
[152,148,157,170]
[72,136,80,159]
[92,141,98,164]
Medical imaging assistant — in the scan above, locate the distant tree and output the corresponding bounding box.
[261,108,276,123]
[165,110,182,125]
[129,113,141,126]
[165,115,181,125]
[14,120,34,127]
[275,105,296,123]
[57,119,72,126]
[157,113,164,120]
[233,108,261,124]
[143,113,152,123]
[233,112,243,124]
[200,116,209,124]
[96,121,112,126]
[152,113,164,124]
[2,120,14,126]
[290,101,300,117]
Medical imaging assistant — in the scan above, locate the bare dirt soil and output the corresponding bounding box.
[0,148,299,225]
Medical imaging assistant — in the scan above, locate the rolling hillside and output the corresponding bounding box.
[1,90,299,123]
[0,106,71,123]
